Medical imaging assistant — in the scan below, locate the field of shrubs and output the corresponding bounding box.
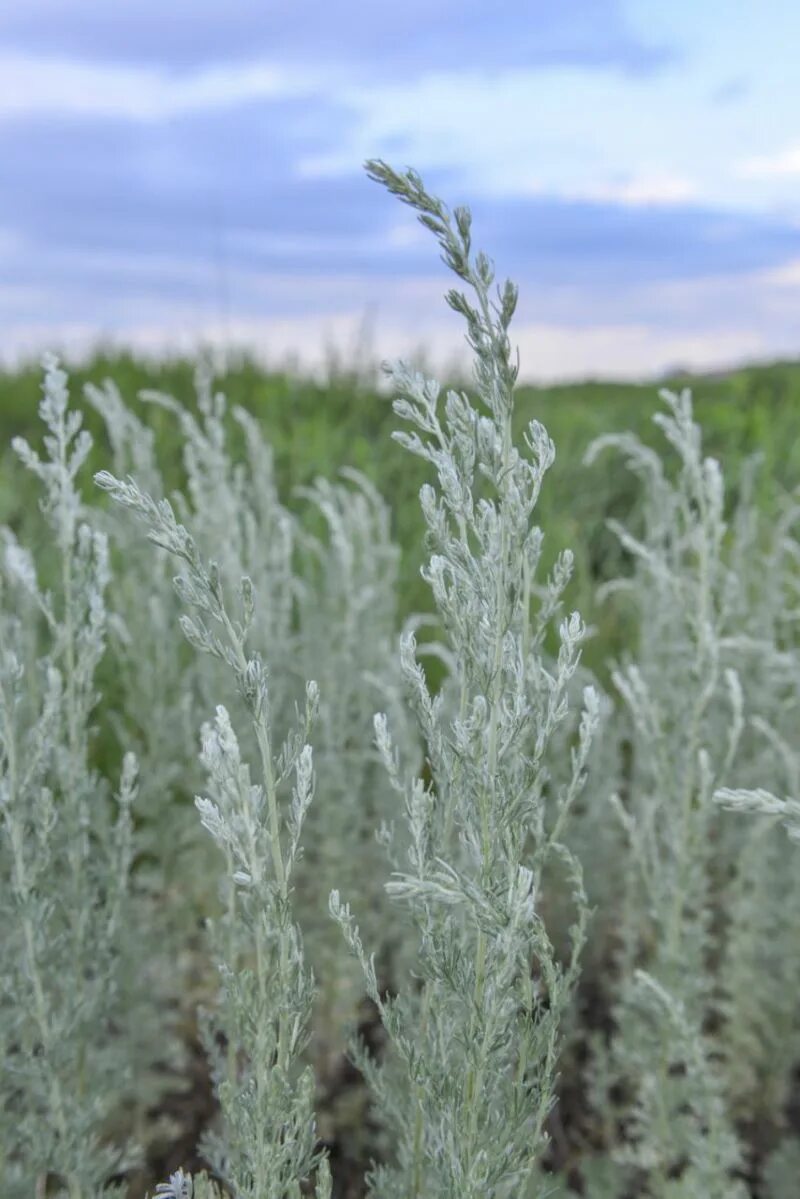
[2,162,800,1199]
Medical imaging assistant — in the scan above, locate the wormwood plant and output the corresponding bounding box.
[94,466,331,1199]
[92,372,414,1072]
[581,391,753,1198]
[0,356,141,1197]
[330,161,599,1199]
[84,378,203,852]
[706,481,800,1156]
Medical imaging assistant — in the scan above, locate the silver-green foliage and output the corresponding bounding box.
[582,391,769,1197]
[708,483,800,1143]
[715,786,800,843]
[0,357,141,1197]
[583,396,737,1195]
[94,373,413,1049]
[84,377,204,857]
[295,470,417,1060]
[331,161,599,1199]
[94,466,329,1199]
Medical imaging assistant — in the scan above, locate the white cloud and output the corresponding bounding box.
[521,172,698,208]
[737,145,800,179]
[0,53,315,122]
[579,174,697,207]
[511,321,767,380]
[760,258,800,287]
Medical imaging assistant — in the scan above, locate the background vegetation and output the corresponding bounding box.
[4,350,800,674]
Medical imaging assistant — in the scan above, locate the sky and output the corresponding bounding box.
[2,1,800,381]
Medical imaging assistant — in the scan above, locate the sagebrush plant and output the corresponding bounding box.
[2,160,800,1199]
[709,478,800,1157]
[91,349,414,1196]
[100,373,416,1077]
[94,463,331,1199]
[578,394,749,1197]
[0,356,144,1197]
[578,392,800,1197]
[83,377,204,851]
[330,160,599,1199]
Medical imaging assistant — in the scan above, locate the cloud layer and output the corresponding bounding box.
[2,1,799,379]
[0,1,667,75]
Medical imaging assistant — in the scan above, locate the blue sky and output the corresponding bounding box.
[3,1,800,380]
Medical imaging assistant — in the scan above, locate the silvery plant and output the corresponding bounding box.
[0,350,399,1195]
[710,475,800,1184]
[92,340,413,1194]
[102,370,415,1055]
[95,458,332,1198]
[330,160,600,1199]
[83,377,205,838]
[579,391,787,1198]
[0,357,145,1197]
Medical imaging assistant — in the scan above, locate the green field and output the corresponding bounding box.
[3,349,798,675]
